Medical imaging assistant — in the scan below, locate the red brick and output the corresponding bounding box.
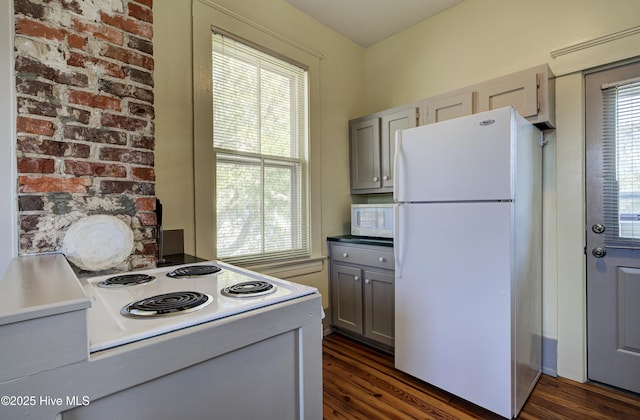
[15,18,66,41]
[100,12,153,40]
[101,113,149,131]
[134,0,153,9]
[67,33,87,49]
[137,212,157,226]
[67,52,125,78]
[132,135,154,150]
[136,196,156,211]
[69,90,121,111]
[101,44,154,70]
[15,76,53,97]
[15,0,45,20]
[71,17,124,45]
[128,3,153,23]
[18,175,91,193]
[16,116,54,136]
[65,160,127,177]
[100,147,154,165]
[100,180,154,195]
[17,96,58,117]
[132,166,155,181]
[63,125,127,145]
[18,195,44,211]
[18,136,91,158]
[18,157,55,174]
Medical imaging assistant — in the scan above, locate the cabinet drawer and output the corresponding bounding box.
[330,244,394,270]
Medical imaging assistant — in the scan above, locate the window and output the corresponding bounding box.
[212,32,310,264]
[601,78,640,245]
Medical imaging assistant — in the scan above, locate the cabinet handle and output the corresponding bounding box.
[365,279,370,284]
[354,276,359,281]
[378,256,385,262]
[383,175,389,181]
[342,252,348,258]
[373,176,379,182]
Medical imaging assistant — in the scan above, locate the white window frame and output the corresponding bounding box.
[192,0,322,269]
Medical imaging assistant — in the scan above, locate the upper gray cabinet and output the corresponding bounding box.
[419,91,475,124]
[350,117,381,191]
[477,64,555,129]
[350,105,418,194]
[349,64,555,194]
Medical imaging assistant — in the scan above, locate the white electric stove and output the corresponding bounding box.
[79,261,318,352]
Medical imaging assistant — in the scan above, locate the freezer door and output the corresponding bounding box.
[394,201,514,418]
[394,107,515,203]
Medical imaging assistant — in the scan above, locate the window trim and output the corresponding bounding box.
[192,0,322,264]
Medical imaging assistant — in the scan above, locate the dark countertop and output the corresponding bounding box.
[327,235,393,247]
[157,254,208,267]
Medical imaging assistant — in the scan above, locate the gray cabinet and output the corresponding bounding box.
[477,64,555,129]
[329,241,395,348]
[350,105,418,194]
[349,117,381,191]
[419,91,475,124]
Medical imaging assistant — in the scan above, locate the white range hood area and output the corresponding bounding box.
[0,254,323,419]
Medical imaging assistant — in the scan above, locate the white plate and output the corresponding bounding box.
[62,215,134,271]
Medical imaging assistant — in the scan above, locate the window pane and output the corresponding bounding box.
[261,68,293,158]
[602,81,640,244]
[216,159,262,258]
[617,84,640,238]
[264,164,293,252]
[212,48,259,153]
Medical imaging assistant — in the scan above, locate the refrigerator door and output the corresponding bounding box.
[394,201,513,418]
[394,107,515,203]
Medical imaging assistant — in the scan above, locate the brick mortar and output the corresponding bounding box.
[14,0,157,270]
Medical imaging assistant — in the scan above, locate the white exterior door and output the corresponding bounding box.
[585,61,640,394]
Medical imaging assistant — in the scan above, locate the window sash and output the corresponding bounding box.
[212,32,310,264]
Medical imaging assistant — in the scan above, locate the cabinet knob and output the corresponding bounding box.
[383,175,389,181]
[378,256,385,262]
[354,276,359,281]
[342,252,348,258]
[372,176,379,182]
[365,279,370,284]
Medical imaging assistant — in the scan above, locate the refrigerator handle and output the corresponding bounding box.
[393,130,403,202]
[393,203,402,279]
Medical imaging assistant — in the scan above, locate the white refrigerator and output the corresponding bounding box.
[393,107,542,418]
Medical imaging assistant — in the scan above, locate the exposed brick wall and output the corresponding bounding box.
[14,0,156,271]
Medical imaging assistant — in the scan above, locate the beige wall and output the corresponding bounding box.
[363,0,640,381]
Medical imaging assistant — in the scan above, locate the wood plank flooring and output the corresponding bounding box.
[322,333,640,419]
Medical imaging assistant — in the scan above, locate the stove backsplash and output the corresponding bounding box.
[14,0,157,271]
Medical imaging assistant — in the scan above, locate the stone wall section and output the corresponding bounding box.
[14,0,156,271]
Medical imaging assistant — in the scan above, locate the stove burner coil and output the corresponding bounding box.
[98,274,156,288]
[121,291,212,318]
[167,265,222,278]
[221,281,276,298]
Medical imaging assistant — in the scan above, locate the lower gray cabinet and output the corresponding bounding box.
[329,241,394,348]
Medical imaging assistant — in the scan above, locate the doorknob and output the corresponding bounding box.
[592,224,606,234]
[592,247,607,258]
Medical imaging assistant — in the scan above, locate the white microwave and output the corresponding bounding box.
[351,204,394,238]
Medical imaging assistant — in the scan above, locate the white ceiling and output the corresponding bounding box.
[284,0,464,47]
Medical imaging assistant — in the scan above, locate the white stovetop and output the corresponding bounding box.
[79,261,318,352]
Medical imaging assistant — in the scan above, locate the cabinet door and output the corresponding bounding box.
[330,264,363,334]
[477,68,538,118]
[381,108,417,189]
[363,269,394,346]
[420,91,475,124]
[350,117,381,191]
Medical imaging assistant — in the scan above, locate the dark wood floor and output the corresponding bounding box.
[322,333,640,419]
